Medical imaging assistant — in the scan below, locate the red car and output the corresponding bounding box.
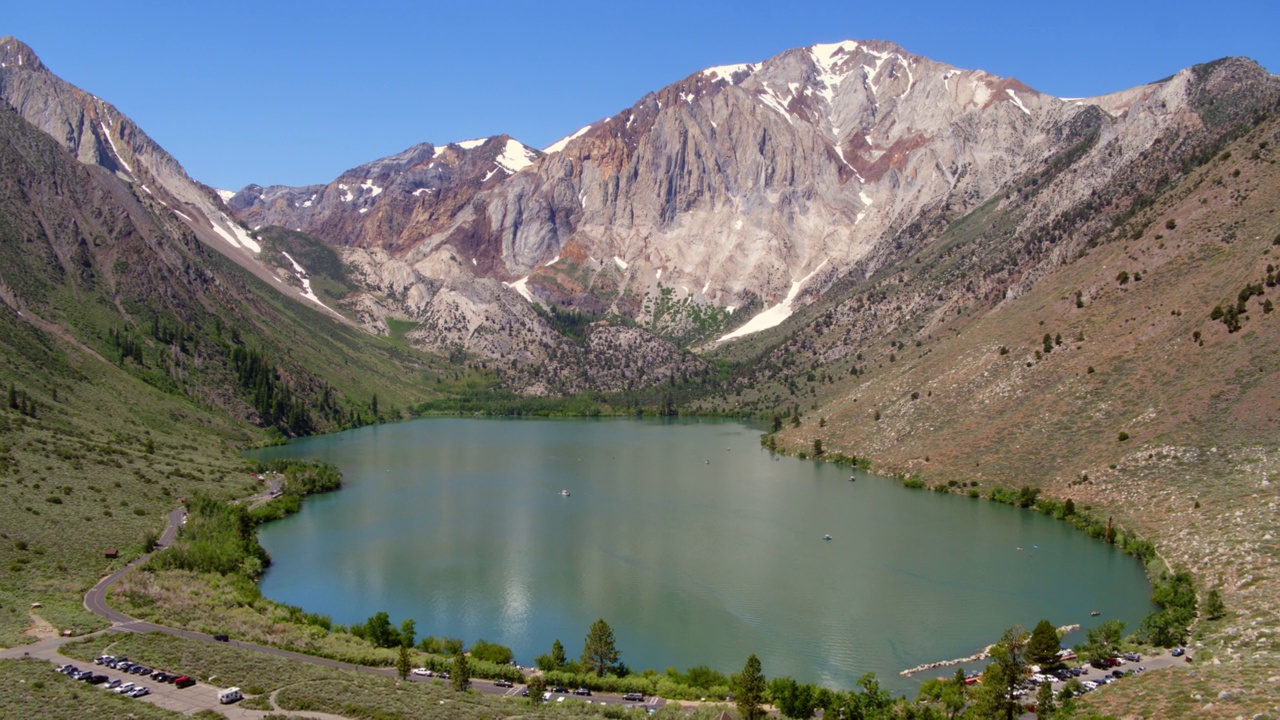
[174,676,196,688]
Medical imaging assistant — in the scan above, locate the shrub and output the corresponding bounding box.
[1117,432,1130,442]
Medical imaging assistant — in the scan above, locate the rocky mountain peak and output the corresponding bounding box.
[0,37,47,73]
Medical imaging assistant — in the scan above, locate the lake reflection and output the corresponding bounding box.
[250,417,1151,692]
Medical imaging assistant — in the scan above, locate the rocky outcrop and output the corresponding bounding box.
[225,41,1278,362]
[0,36,335,318]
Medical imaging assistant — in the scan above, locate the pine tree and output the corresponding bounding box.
[1027,619,1062,668]
[581,618,620,677]
[551,639,567,669]
[1203,588,1226,620]
[396,644,412,681]
[734,654,767,720]
[451,652,471,692]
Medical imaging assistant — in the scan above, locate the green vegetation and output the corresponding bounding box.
[733,654,767,720]
[1075,619,1126,664]
[1140,571,1197,647]
[581,617,622,677]
[1027,618,1063,669]
[149,495,269,577]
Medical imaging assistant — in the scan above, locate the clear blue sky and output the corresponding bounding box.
[6,0,1277,190]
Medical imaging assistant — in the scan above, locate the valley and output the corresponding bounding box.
[2,30,1279,718]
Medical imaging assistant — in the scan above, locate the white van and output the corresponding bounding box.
[218,687,242,704]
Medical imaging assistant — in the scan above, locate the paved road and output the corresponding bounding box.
[65,496,665,714]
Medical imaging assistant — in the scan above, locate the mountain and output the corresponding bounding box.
[4,31,1280,716]
[0,36,337,319]
[0,44,450,437]
[225,40,1279,371]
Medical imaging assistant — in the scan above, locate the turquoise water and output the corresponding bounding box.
[250,417,1152,692]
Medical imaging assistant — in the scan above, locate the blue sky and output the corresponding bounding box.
[6,0,1278,190]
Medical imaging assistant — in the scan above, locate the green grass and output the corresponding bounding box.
[0,350,261,646]
[384,317,421,349]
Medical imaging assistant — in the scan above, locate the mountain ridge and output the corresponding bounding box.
[221,39,1277,371]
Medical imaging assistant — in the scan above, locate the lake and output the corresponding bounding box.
[249,417,1152,693]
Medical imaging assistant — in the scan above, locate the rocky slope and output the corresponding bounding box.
[0,36,341,321]
[705,85,1280,717]
[226,41,1277,372]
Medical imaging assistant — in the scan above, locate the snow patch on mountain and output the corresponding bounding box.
[210,217,262,254]
[810,41,859,104]
[504,276,535,303]
[717,260,828,342]
[280,251,325,306]
[216,189,236,203]
[701,63,757,85]
[544,124,594,154]
[757,83,794,124]
[338,183,354,202]
[1005,88,1031,115]
[495,138,538,174]
[98,122,133,174]
[360,179,383,197]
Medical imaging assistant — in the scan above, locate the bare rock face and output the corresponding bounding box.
[0,36,315,312]
[228,40,1273,362]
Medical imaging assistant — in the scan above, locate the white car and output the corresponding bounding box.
[412,668,433,677]
[115,682,136,694]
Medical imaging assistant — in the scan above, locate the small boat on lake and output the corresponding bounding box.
[560,489,570,497]
[823,534,833,541]
[849,476,856,482]
[1091,610,1100,616]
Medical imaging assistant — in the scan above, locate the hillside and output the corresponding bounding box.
[0,93,457,644]
[714,106,1280,716]
[2,30,1280,717]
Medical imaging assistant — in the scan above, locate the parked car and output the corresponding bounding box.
[1171,647,1185,657]
[438,672,450,680]
[411,667,432,676]
[624,692,645,702]
[174,676,196,688]
[1122,652,1141,662]
[115,682,136,694]
[551,686,568,693]
[130,686,150,698]
[573,688,592,696]
[494,679,513,688]
[105,678,122,689]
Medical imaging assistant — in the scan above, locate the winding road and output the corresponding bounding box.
[6,495,662,717]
